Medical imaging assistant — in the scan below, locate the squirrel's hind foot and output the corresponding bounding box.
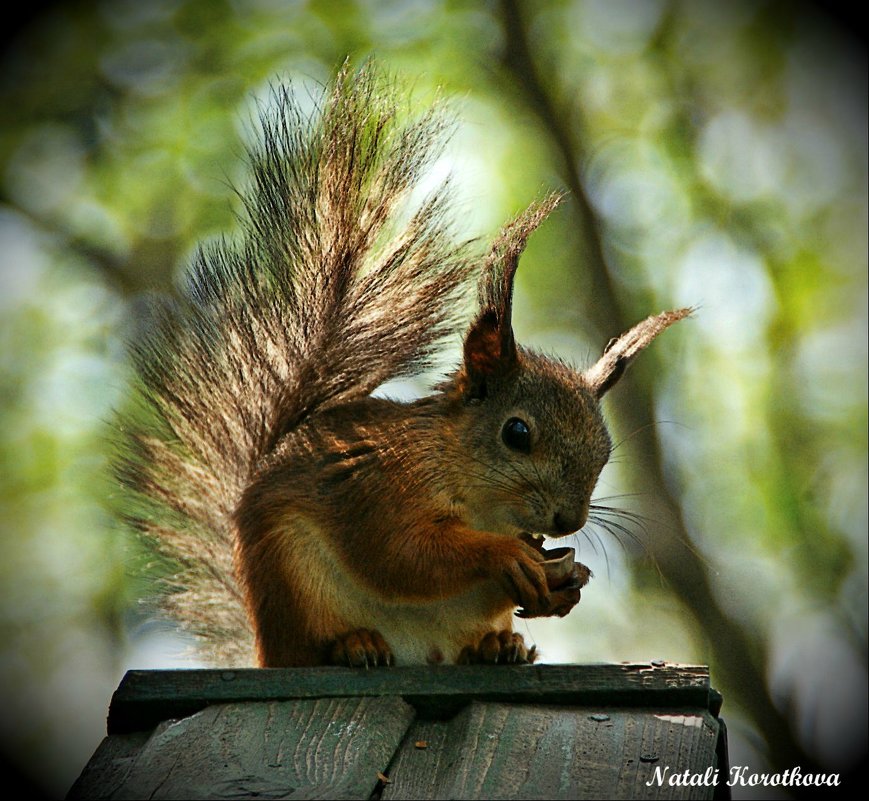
[457,631,537,665]
[329,628,394,668]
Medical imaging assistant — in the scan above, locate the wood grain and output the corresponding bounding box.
[382,702,720,800]
[108,663,711,734]
[72,696,413,800]
[66,731,151,799]
[69,665,726,800]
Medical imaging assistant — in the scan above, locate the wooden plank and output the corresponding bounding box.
[108,663,712,734]
[613,711,721,800]
[101,696,414,800]
[66,731,151,799]
[381,702,721,800]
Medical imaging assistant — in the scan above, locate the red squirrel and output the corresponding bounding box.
[117,63,688,667]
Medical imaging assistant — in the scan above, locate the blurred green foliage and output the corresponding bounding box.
[0,0,865,795]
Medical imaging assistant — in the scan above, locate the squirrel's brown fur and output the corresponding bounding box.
[117,63,688,667]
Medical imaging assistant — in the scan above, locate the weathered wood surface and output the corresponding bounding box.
[70,665,727,800]
[383,703,720,801]
[67,731,151,800]
[70,696,414,800]
[108,663,713,734]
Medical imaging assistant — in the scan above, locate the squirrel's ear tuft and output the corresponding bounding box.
[584,308,692,398]
[461,310,517,400]
[461,193,563,401]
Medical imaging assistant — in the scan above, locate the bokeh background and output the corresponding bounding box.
[0,0,865,797]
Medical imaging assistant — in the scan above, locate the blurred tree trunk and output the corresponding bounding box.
[495,0,822,778]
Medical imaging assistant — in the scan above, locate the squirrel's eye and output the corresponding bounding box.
[502,417,531,454]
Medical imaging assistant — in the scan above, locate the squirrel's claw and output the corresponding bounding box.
[329,628,394,668]
[458,631,537,665]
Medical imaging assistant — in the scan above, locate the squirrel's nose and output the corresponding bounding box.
[553,508,587,534]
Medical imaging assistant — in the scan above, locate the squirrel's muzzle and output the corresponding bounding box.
[552,507,587,535]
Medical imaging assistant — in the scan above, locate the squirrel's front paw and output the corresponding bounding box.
[329,628,394,667]
[515,581,580,618]
[457,631,537,665]
[516,561,592,619]
[490,540,550,615]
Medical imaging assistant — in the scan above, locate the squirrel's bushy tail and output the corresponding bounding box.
[116,64,475,665]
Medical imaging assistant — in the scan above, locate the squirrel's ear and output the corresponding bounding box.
[461,193,563,401]
[584,308,692,398]
[462,309,517,400]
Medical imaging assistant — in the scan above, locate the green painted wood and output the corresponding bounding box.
[108,663,711,734]
[66,731,151,799]
[381,703,721,800]
[79,696,413,800]
[69,666,727,800]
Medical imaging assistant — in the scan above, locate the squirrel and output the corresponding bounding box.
[116,63,689,669]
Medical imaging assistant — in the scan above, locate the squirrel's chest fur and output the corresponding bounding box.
[275,513,514,665]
